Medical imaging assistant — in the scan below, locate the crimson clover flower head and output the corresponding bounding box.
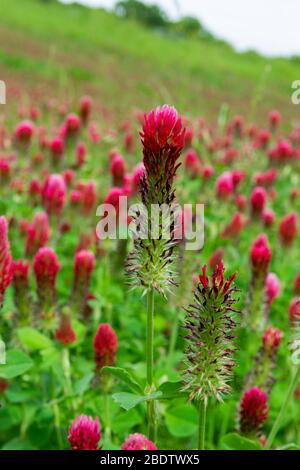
[42,174,66,215]
[65,113,81,137]
[121,433,157,450]
[33,247,60,289]
[239,387,268,434]
[74,250,95,285]
[183,261,238,403]
[110,154,126,186]
[14,120,34,145]
[141,105,185,163]
[250,234,272,278]
[79,95,92,123]
[279,212,298,247]
[140,105,185,203]
[216,172,234,199]
[0,216,13,305]
[50,136,64,159]
[68,415,101,450]
[0,159,11,178]
[93,323,118,370]
[12,259,29,282]
[250,186,267,217]
[33,247,60,315]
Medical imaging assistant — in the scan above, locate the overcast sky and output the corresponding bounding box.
[61,0,300,57]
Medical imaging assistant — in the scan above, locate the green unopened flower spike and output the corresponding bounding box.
[183,261,238,403]
[182,261,238,450]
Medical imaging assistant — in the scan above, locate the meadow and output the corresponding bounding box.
[0,0,300,452]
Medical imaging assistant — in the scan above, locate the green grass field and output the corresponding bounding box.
[0,0,299,122]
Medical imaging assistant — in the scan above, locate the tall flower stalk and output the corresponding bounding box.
[126,105,185,441]
[182,261,238,449]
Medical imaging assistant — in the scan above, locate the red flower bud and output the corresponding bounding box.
[110,154,126,187]
[202,165,214,180]
[0,159,11,180]
[239,387,268,434]
[216,172,233,199]
[250,234,272,278]
[74,250,95,287]
[42,174,66,215]
[14,120,34,146]
[262,209,275,227]
[250,187,267,217]
[33,247,60,311]
[49,136,64,161]
[63,169,75,186]
[55,313,77,345]
[79,95,92,123]
[70,190,82,206]
[93,323,118,370]
[65,113,81,138]
[279,212,298,247]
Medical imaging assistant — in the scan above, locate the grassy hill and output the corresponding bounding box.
[0,0,299,123]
